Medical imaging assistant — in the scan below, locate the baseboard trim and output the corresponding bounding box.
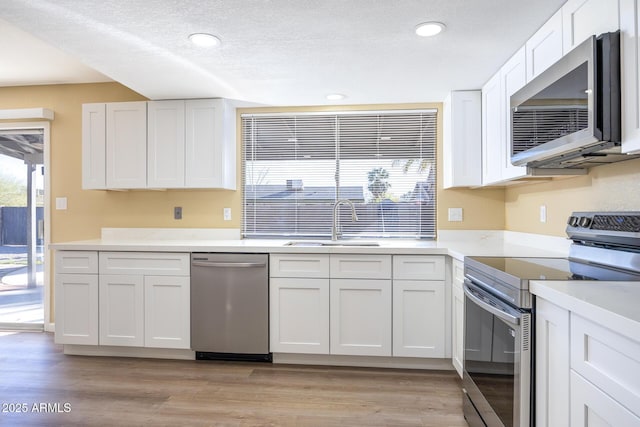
[63,344,195,360]
[273,353,454,370]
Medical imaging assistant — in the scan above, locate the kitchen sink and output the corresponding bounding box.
[284,240,380,247]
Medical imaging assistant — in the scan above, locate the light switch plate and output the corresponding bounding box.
[55,197,67,210]
[540,205,547,223]
[448,207,463,222]
[223,208,232,221]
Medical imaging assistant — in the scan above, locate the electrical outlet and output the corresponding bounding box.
[174,206,182,220]
[55,197,68,210]
[448,207,463,222]
[223,208,232,221]
[540,205,547,223]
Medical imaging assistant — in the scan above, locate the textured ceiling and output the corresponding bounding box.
[0,0,566,105]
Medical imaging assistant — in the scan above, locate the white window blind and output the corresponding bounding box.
[242,110,437,239]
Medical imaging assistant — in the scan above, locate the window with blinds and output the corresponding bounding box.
[242,110,437,239]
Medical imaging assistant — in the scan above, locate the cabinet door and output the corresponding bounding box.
[185,99,236,189]
[144,275,190,349]
[99,274,144,347]
[526,9,563,81]
[270,278,330,354]
[330,279,391,356]
[147,100,185,188]
[621,0,640,154]
[451,260,465,377]
[54,274,99,345]
[501,46,528,181]
[482,72,504,185]
[562,0,619,53]
[392,280,445,358]
[571,371,640,426]
[81,103,106,189]
[536,298,570,427]
[106,101,147,189]
[442,91,482,188]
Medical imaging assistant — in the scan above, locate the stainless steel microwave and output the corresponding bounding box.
[510,32,625,169]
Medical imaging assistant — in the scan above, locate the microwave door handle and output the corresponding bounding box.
[463,283,520,326]
[593,35,604,141]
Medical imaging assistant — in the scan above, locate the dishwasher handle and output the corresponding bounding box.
[191,261,267,268]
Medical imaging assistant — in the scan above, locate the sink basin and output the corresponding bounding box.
[284,240,380,247]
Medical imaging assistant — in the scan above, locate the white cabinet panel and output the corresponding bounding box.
[99,274,145,347]
[562,0,619,53]
[621,0,640,153]
[482,72,504,185]
[54,274,99,345]
[81,103,106,190]
[185,99,236,189]
[99,252,190,276]
[144,275,190,349]
[393,255,445,281]
[330,279,392,356]
[270,278,330,354]
[330,255,391,279]
[526,9,564,81]
[451,259,464,377]
[501,46,529,181]
[536,298,571,427]
[442,91,482,188]
[55,250,98,274]
[571,371,640,426]
[270,254,330,278]
[105,101,147,189]
[147,100,186,188]
[571,314,640,414]
[392,280,445,358]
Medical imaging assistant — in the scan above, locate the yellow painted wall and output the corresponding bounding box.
[505,157,640,236]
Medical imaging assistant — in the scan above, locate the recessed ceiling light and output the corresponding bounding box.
[326,93,346,101]
[415,22,446,37]
[189,33,221,47]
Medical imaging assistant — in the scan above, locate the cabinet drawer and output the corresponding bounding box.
[570,314,640,416]
[393,256,445,280]
[55,251,98,274]
[270,254,330,278]
[99,252,190,276]
[330,255,391,279]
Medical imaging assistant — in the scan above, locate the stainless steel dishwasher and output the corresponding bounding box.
[190,253,271,362]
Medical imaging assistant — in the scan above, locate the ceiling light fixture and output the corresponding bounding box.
[326,93,346,101]
[188,33,221,47]
[415,22,446,37]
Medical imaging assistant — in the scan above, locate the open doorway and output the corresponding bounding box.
[0,125,47,330]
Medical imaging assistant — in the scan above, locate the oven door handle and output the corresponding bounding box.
[463,281,521,326]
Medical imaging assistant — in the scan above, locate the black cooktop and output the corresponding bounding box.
[467,256,640,282]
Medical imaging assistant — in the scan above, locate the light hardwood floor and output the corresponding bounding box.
[0,331,466,426]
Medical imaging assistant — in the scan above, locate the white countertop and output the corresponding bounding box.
[531,281,640,340]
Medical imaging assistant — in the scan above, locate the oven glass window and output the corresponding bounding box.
[465,295,516,427]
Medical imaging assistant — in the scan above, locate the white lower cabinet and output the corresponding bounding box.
[54,251,190,350]
[330,278,392,356]
[392,280,445,358]
[144,275,191,349]
[535,298,570,427]
[99,274,144,347]
[270,278,330,354]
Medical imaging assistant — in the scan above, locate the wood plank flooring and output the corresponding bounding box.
[0,331,466,426]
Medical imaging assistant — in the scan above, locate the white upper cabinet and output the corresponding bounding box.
[526,9,563,81]
[147,100,186,188]
[83,99,236,190]
[442,91,482,188]
[482,72,504,185]
[562,0,620,53]
[82,103,107,190]
[105,101,148,189]
[621,0,640,153]
[185,99,236,189]
[501,47,529,181]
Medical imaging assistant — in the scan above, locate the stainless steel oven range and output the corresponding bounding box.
[462,211,640,427]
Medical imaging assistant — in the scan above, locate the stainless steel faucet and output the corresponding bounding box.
[332,199,358,241]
